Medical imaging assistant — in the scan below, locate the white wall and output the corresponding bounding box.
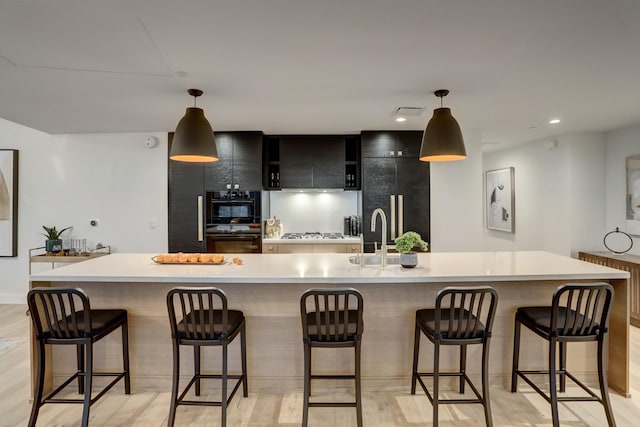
[267,191,359,233]
[430,130,485,251]
[483,133,606,257]
[0,119,168,303]
[605,123,640,256]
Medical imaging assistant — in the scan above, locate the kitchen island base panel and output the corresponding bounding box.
[32,278,628,397]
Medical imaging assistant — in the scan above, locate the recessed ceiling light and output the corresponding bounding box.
[549,118,561,124]
[395,117,407,122]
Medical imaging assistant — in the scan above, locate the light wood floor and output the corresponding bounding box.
[2,304,640,426]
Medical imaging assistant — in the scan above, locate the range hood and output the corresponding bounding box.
[279,188,345,193]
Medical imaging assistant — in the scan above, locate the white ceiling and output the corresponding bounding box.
[1,0,640,151]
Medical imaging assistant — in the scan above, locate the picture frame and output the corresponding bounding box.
[626,155,640,236]
[0,149,19,257]
[485,167,515,233]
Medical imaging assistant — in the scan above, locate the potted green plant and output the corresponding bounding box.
[394,231,428,268]
[41,225,72,253]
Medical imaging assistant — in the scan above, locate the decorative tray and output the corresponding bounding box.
[151,256,227,265]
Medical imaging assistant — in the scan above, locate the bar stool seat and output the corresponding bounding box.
[411,286,498,427]
[416,308,486,338]
[166,286,248,427]
[300,288,364,427]
[27,287,131,427]
[511,282,616,427]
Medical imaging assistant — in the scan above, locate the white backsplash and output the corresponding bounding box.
[267,191,360,233]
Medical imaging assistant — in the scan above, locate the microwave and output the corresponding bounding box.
[207,191,261,225]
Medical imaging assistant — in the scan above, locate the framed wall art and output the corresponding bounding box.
[0,149,18,257]
[485,167,515,233]
[627,155,640,236]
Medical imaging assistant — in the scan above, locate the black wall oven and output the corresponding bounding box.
[206,191,262,253]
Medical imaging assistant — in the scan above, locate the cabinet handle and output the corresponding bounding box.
[390,195,396,240]
[398,195,404,236]
[197,195,204,242]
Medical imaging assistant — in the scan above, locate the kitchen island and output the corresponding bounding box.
[29,251,630,396]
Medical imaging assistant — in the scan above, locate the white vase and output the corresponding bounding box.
[400,252,418,268]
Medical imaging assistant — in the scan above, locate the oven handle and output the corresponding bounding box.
[208,235,259,240]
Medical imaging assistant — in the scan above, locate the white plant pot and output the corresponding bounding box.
[400,252,418,268]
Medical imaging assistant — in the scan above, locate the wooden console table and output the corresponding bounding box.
[579,251,640,327]
[29,246,111,274]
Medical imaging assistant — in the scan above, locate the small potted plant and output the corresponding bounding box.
[394,231,428,268]
[41,225,72,253]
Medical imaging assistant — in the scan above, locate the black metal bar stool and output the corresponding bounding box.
[166,286,247,427]
[511,282,616,427]
[411,286,498,427]
[300,288,364,427]
[27,287,130,427]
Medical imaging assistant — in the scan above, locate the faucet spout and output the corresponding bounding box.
[370,208,388,267]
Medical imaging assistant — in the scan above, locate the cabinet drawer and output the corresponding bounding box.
[313,244,348,254]
[346,244,360,253]
[262,244,279,254]
[277,244,314,254]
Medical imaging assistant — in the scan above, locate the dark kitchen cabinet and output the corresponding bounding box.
[169,131,262,252]
[361,131,421,158]
[361,131,430,251]
[168,133,206,253]
[265,135,359,189]
[280,137,314,188]
[204,132,262,191]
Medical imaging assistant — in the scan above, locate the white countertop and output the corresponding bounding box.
[262,237,361,245]
[29,251,629,284]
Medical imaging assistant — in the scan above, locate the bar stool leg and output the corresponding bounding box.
[432,338,440,427]
[302,343,311,427]
[221,342,228,427]
[77,344,85,394]
[355,342,363,427]
[194,346,201,396]
[597,337,617,427]
[122,321,131,394]
[411,324,420,395]
[459,344,467,393]
[511,317,521,392]
[81,341,93,427]
[28,340,46,427]
[548,338,560,427]
[482,338,493,427]
[559,341,567,393]
[167,340,180,427]
[241,323,248,397]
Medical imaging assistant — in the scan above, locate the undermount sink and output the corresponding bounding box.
[348,254,401,266]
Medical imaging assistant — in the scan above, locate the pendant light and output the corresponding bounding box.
[169,89,218,162]
[419,89,466,162]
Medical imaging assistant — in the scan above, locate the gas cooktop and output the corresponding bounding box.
[281,232,344,240]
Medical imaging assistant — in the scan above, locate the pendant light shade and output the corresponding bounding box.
[170,89,218,162]
[419,89,466,162]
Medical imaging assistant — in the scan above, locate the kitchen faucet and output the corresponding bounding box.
[370,208,388,267]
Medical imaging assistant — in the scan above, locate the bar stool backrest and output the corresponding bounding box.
[435,286,498,340]
[27,287,92,340]
[167,286,229,340]
[551,283,614,337]
[300,288,364,342]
